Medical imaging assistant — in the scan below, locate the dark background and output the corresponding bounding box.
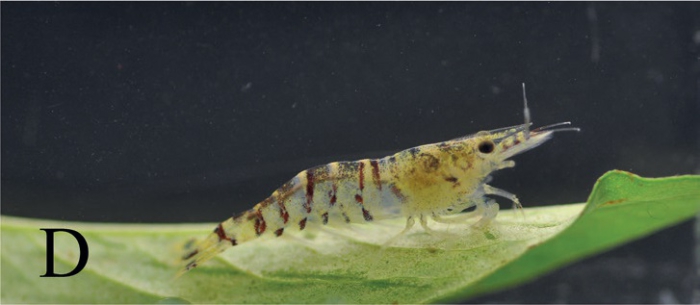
[2,2,699,303]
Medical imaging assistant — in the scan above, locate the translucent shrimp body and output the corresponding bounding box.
[178,84,579,276]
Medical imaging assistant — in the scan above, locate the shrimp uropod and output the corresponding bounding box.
[178,84,580,276]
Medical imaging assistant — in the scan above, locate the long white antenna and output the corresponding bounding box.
[522,83,531,140]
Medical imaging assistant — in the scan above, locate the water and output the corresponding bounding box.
[2,2,699,303]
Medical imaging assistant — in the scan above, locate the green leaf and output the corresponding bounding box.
[2,170,699,303]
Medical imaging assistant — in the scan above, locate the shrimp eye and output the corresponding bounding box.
[478,141,495,154]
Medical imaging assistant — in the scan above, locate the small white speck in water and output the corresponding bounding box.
[241,82,253,92]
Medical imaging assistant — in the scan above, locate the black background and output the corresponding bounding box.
[2,2,699,303]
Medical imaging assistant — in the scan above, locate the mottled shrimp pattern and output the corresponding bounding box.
[178,84,579,276]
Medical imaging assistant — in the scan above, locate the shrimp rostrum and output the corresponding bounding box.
[178,84,579,275]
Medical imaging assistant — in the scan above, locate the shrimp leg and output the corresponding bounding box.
[472,199,500,228]
[382,216,416,246]
[431,210,480,224]
[483,184,523,210]
[419,214,454,238]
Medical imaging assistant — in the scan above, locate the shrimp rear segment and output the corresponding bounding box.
[178,158,404,275]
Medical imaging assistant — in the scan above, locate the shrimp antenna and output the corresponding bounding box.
[522,83,531,140]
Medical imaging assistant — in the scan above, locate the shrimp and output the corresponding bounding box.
[177,84,579,276]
